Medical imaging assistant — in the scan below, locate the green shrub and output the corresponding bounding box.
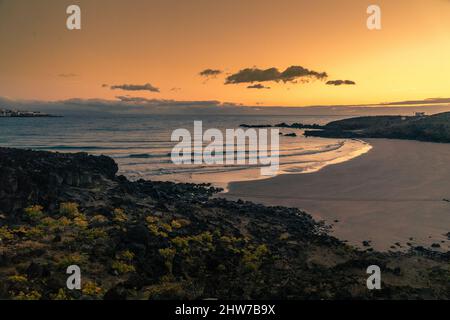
[159,248,176,273]
[82,281,103,297]
[39,217,57,228]
[171,236,190,253]
[73,214,88,228]
[58,253,88,268]
[117,250,134,262]
[90,214,108,224]
[11,290,41,300]
[57,217,72,228]
[241,244,269,272]
[59,202,80,218]
[0,226,14,241]
[145,281,186,300]
[111,261,135,274]
[7,275,28,283]
[80,228,108,241]
[24,205,44,221]
[27,227,45,238]
[113,208,127,223]
[146,216,159,224]
[148,224,168,238]
[160,223,173,233]
[170,219,183,229]
[51,288,71,300]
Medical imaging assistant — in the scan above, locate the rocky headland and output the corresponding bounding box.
[304,112,450,142]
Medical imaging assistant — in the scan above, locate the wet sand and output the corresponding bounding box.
[224,139,450,251]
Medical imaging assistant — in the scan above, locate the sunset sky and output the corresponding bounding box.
[0,0,449,107]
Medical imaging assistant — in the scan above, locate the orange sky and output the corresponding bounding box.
[0,0,449,106]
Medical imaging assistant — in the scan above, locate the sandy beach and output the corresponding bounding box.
[225,139,450,251]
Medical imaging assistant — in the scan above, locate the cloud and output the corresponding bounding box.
[199,69,223,78]
[110,83,160,93]
[247,84,271,90]
[225,65,328,85]
[113,96,237,108]
[114,96,152,103]
[381,98,450,106]
[326,80,356,86]
[58,73,78,78]
[2,95,450,117]
[170,87,182,92]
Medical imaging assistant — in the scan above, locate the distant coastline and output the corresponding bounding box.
[0,108,60,118]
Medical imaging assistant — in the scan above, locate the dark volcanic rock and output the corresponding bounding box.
[0,148,118,216]
[362,240,371,247]
[0,147,449,300]
[125,225,152,247]
[304,112,450,143]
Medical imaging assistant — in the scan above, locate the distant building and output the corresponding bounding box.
[415,112,426,117]
[0,107,52,117]
[0,109,12,117]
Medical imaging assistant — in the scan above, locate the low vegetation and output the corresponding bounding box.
[0,147,448,300]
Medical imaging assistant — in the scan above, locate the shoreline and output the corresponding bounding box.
[223,138,450,251]
[150,137,373,193]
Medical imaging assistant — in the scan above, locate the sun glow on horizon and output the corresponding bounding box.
[0,0,449,107]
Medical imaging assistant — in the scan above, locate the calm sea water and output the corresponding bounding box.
[0,114,371,189]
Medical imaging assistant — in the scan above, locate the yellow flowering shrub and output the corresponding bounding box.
[11,290,41,300]
[73,215,88,228]
[117,250,134,262]
[111,261,135,274]
[82,281,103,297]
[8,275,28,283]
[0,226,14,241]
[59,202,80,218]
[51,288,71,300]
[113,208,127,223]
[159,248,176,273]
[24,205,44,221]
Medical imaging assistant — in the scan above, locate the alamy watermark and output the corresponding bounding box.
[66,4,382,31]
[171,121,280,176]
[66,5,81,30]
[367,5,382,30]
[66,265,81,290]
[366,265,381,290]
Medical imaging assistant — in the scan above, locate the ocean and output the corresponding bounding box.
[0,114,371,189]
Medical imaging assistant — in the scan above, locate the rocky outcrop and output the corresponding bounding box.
[304,112,450,143]
[0,148,117,215]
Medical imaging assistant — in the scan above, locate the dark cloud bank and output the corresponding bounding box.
[58,73,78,78]
[326,80,356,86]
[247,84,271,90]
[199,69,223,78]
[109,83,160,93]
[225,66,328,84]
[1,95,450,117]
